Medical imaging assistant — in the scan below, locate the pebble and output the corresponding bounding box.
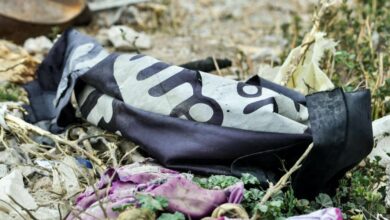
[107,25,152,50]
[23,36,53,54]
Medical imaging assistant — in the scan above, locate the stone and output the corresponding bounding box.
[107,25,152,50]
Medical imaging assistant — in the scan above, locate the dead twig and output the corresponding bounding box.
[212,56,223,76]
[251,143,314,220]
[57,204,62,220]
[0,199,27,220]
[0,127,9,149]
[4,114,106,170]
[260,143,313,204]
[7,195,38,220]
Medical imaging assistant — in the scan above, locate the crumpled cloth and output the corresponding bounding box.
[67,163,244,220]
[24,29,373,199]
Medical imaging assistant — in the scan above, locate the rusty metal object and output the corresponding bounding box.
[0,0,88,43]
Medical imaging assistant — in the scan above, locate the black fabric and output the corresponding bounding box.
[246,75,306,105]
[292,88,373,199]
[23,29,70,124]
[23,29,373,199]
[180,57,232,72]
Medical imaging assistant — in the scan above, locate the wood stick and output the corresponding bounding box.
[260,143,314,205]
[4,114,106,169]
[251,143,314,220]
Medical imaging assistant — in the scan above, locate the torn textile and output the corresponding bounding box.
[24,29,373,199]
[67,163,244,219]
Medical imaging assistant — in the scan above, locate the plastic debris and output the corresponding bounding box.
[52,156,82,197]
[36,156,82,197]
[368,115,390,167]
[286,207,343,220]
[75,157,93,169]
[0,170,38,216]
[369,116,390,208]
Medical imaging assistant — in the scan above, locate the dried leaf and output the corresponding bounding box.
[262,32,335,94]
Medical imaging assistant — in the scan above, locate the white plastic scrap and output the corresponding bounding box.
[36,156,81,197]
[367,115,390,207]
[108,25,152,50]
[0,170,38,216]
[368,115,390,167]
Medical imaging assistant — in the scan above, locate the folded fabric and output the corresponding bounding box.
[67,163,244,219]
[24,29,373,199]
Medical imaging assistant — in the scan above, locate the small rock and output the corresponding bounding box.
[107,25,152,51]
[23,36,53,55]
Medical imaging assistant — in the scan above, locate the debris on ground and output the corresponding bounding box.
[287,208,343,220]
[258,0,342,95]
[261,32,336,94]
[0,170,38,217]
[23,36,53,60]
[369,115,390,167]
[368,115,390,208]
[67,163,244,219]
[107,25,152,51]
[0,0,389,219]
[24,11,373,203]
